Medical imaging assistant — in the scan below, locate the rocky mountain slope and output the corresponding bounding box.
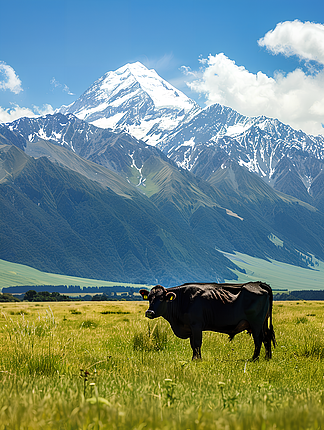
[0,143,238,285]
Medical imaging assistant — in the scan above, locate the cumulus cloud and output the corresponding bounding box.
[0,104,54,123]
[0,61,23,94]
[185,21,324,136]
[258,20,324,64]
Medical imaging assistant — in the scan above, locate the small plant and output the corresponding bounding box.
[218,381,240,411]
[80,368,91,397]
[133,321,168,351]
[164,379,177,407]
[299,333,324,359]
[80,360,106,397]
[70,309,82,315]
[9,310,29,315]
[100,310,130,315]
[80,319,98,329]
[296,317,308,324]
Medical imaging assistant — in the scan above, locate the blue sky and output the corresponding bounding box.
[1,0,324,135]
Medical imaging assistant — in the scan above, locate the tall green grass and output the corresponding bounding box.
[1,301,324,429]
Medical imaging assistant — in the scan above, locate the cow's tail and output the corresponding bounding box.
[261,283,276,358]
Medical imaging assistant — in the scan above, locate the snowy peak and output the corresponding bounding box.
[59,62,200,145]
[109,62,194,111]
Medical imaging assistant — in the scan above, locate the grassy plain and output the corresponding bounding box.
[1,300,324,429]
[223,251,324,291]
[0,259,152,290]
[2,251,324,293]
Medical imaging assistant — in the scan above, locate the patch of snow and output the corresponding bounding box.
[108,88,142,107]
[52,131,62,140]
[125,119,160,141]
[128,151,145,186]
[178,148,192,170]
[225,122,253,137]
[37,127,49,140]
[178,137,196,148]
[76,102,110,120]
[91,112,126,129]
[226,209,243,221]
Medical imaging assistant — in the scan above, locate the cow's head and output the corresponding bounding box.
[139,285,176,319]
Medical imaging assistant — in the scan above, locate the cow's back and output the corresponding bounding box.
[168,282,270,329]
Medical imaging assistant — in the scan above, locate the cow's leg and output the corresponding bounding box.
[262,318,272,360]
[251,329,263,361]
[190,325,202,360]
[263,331,271,359]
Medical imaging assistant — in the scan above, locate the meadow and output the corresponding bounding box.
[1,300,324,429]
[0,258,151,290]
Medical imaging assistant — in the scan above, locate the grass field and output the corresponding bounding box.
[1,300,324,429]
[0,259,152,291]
[223,251,324,291]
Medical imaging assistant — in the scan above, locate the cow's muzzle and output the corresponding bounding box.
[145,310,155,319]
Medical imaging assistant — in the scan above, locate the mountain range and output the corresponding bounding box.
[58,63,324,207]
[1,62,324,286]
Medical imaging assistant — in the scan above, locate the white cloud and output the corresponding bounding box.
[0,104,54,123]
[50,77,75,96]
[258,20,324,64]
[0,61,23,94]
[185,20,324,136]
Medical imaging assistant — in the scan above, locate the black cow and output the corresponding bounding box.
[139,282,276,360]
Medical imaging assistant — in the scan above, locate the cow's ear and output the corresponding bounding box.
[139,289,150,300]
[166,292,176,302]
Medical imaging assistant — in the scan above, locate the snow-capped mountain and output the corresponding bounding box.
[161,103,324,195]
[0,113,171,177]
[5,60,324,204]
[56,62,324,198]
[59,62,200,146]
[1,113,96,151]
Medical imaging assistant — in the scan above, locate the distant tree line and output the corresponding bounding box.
[274,290,324,301]
[0,289,141,302]
[23,290,73,302]
[0,291,72,302]
[91,292,142,301]
[3,285,140,294]
[3,289,324,302]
